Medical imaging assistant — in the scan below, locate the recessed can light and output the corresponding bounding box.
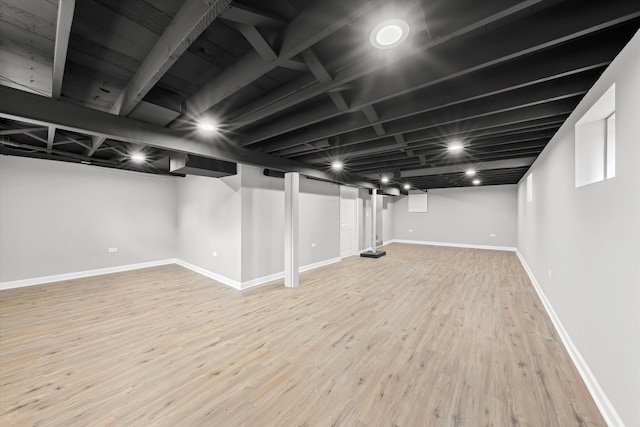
[381,176,390,184]
[198,121,217,132]
[331,160,343,171]
[130,153,146,163]
[370,19,410,49]
[465,169,476,176]
[472,179,481,185]
[448,143,464,152]
[403,183,411,190]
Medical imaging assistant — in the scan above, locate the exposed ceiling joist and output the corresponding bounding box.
[0,127,48,135]
[0,85,376,188]
[235,24,277,61]
[185,0,384,118]
[88,0,232,156]
[228,0,546,130]
[361,105,386,137]
[365,158,537,179]
[248,13,633,151]
[47,126,55,153]
[219,3,287,30]
[51,0,75,99]
[300,49,348,112]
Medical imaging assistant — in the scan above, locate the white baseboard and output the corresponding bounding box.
[515,250,624,427]
[0,259,177,291]
[174,259,242,290]
[391,239,516,252]
[240,257,342,290]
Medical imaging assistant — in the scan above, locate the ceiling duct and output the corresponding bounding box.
[170,154,236,178]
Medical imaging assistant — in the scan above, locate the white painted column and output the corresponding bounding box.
[371,188,377,252]
[284,172,299,287]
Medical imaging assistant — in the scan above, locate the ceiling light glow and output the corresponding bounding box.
[130,153,146,163]
[370,19,410,49]
[403,183,411,190]
[331,161,343,171]
[381,176,390,184]
[465,169,476,176]
[448,143,464,152]
[472,179,481,185]
[198,121,218,132]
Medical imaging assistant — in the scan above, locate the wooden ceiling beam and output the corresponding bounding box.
[89,0,233,156]
[246,15,630,151]
[363,158,537,179]
[228,0,546,130]
[219,3,287,30]
[51,0,75,99]
[0,85,376,189]
[300,49,348,112]
[0,127,48,135]
[185,0,384,118]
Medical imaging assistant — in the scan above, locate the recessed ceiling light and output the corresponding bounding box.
[370,19,410,49]
[331,160,343,171]
[130,153,146,163]
[472,179,481,185]
[381,176,390,184]
[197,121,217,132]
[403,183,411,190]
[448,143,464,152]
[465,169,476,176]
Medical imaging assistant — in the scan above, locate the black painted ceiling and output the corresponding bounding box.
[0,0,638,190]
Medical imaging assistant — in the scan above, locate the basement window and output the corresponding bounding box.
[575,84,616,188]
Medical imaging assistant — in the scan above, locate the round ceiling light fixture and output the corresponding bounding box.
[130,153,146,163]
[331,160,343,171]
[465,169,476,176]
[370,19,410,49]
[472,179,481,185]
[197,121,218,132]
[403,183,411,190]
[381,176,390,184]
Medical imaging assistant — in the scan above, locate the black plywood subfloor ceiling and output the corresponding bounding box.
[0,0,638,190]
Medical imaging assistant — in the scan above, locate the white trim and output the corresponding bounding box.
[515,250,625,427]
[240,257,342,290]
[0,259,176,291]
[391,239,516,252]
[174,259,242,290]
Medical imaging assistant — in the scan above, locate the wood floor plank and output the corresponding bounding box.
[0,243,605,426]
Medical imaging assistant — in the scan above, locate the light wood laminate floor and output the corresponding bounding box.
[0,243,604,426]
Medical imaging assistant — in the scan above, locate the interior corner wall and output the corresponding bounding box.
[240,165,340,283]
[0,156,177,283]
[516,32,640,427]
[175,173,242,283]
[382,196,394,243]
[392,185,517,248]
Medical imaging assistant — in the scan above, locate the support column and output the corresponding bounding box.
[360,188,386,258]
[284,172,299,287]
[371,188,377,252]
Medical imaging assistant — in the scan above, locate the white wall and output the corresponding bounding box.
[0,156,177,283]
[240,165,340,282]
[517,32,640,427]
[176,173,242,283]
[391,185,517,248]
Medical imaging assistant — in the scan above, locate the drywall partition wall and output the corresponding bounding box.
[382,196,393,244]
[240,165,340,283]
[175,173,242,284]
[392,185,517,248]
[0,156,177,283]
[517,32,640,427]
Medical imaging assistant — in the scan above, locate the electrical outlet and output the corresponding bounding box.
[311,243,316,248]
[108,247,118,253]
[212,251,217,257]
[490,233,496,237]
